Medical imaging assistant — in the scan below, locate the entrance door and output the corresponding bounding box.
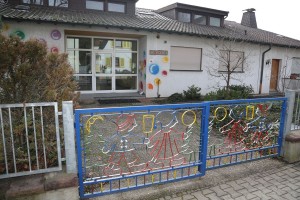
[93,38,138,92]
[270,59,280,92]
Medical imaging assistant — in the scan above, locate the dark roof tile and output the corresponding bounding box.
[1,5,300,48]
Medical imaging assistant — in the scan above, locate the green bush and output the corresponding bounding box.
[204,85,253,101]
[0,34,78,173]
[167,93,184,103]
[183,85,201,100]
[0,34,78,106]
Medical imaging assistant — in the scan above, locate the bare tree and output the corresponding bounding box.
[206,38,253,92]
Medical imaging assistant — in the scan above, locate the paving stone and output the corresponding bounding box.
[159,198,164,200]
[223,188,242,198]
[285,182,299,190]
[183,194,195,200]
[282,193,298,200]
[206,193,219,200]
[228,181,244,191]
[165,196,172,200]
[191,191,209,200]
[251,191,271,200]
[236,179,246,185]
[234,196,247,200]
[245,193,257,200]
[202,189,214,195]
[219,184,231,190]
[237,189,249,195]
[243,177,259,186]
[262,176,273,181]
[266,192,285,200]
[172,197,183,200]
[210,186,227,197]
[221,195,232,200]
[267,186,287,196]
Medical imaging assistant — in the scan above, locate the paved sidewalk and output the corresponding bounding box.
[95,159,300,200]
[155,161,300,200]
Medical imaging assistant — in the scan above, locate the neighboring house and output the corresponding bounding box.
[1,0,300,99]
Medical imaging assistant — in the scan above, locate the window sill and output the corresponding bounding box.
[218,71,244,73]
[170,70,203,72]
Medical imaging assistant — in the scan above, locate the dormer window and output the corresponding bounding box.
[49,0,68,7]
[209,17,221,27]
[178,12,191,23]
[86,0,104,11]
[108,2,126,13]
[157,3,228,27]
[22,0,43,5]
[194,14,206,25]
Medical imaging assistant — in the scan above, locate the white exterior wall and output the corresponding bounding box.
[2,20,300,98]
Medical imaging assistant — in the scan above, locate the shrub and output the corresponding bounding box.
[183,85,201,100]
[167,93,184,103]
[204,85,253,101]
[0,34,78,106]
[0,34,78,173]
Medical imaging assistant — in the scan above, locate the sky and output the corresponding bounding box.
[136,0,300,41]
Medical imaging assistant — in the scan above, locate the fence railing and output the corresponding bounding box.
[288,90,300,131]
[207,98,286,169]
[0,102,62,179]
[75,103,210,199]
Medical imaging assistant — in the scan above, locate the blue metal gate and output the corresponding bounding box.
[75,103,210,199]
[75,97,287,199]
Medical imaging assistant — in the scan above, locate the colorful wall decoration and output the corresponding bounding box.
[10,30,25,40]
[149,63,160,75]
[50,29,61,40]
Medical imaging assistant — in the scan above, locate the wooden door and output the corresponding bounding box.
[270,59,280,91]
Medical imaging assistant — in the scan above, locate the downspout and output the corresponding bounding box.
[259,44,272,94]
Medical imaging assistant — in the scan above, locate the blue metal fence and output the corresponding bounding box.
[207,97,287,169]
[75,103,210,199]
[75,97,287,199]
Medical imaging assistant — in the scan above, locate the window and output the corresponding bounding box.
[178,12,191,23]
[170,46,202,71]
[49,0,68,7]
[291,58,300,74]
[108,2,125,13]
[219,50,244,72]
[210,17,221,27]
[86,0,104,10]
[22,0,43,5]
[194,14,206,25]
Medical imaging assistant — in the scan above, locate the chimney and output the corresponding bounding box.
[241,8,257,28]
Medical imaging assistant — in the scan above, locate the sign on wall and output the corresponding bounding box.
[149,50,168,55]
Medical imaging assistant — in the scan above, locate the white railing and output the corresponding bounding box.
[0,102,62,178]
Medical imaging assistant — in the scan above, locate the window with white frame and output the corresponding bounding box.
[170,46,202,71]
[291,58,300,74]
[178,12,191,23]
[22,0,43,5]
[86,0,104,10]
[48,0,68,7]
[219,50,244,72]
[108,2,125,13]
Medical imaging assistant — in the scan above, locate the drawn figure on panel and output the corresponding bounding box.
[146,111,186,170]
[102,113,149,177]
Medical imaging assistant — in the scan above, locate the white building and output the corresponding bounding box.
[1,1,300,99]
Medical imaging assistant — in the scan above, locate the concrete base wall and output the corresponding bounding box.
[12,187,79,200]
[284,131,300,163]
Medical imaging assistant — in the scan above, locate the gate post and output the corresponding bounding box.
[62,101,77,173]
[281,90,295,156]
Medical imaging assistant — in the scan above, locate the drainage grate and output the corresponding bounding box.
[98,98,141,104]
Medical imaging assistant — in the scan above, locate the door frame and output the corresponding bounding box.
[269,59,280,92]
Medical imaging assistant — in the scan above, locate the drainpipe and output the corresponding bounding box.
[259,44,272,94]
